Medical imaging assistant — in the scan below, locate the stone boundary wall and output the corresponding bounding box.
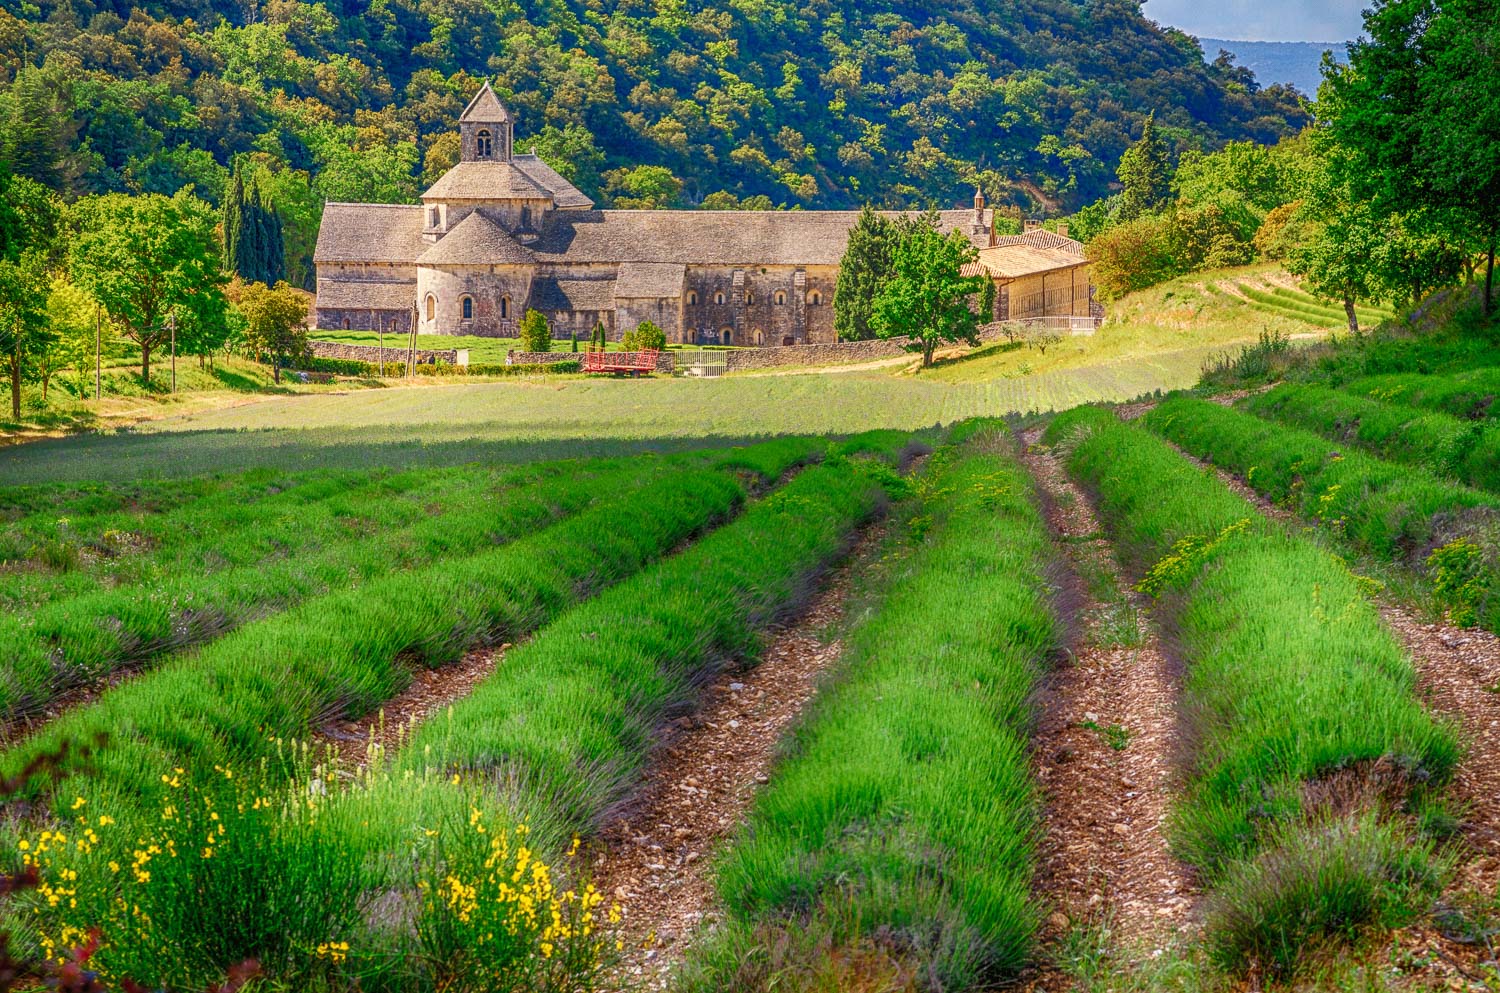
[716,324,1012,372]
[508,350,672,372]
[506,350,585,365]
[310,340,461,365]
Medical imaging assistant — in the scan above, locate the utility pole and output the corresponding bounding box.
[378,320,384,375]
[408,304,418,382]
[169,314,177,394]
[94,304,101,401]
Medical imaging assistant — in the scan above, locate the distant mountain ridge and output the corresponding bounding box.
[1200,39,1345,97]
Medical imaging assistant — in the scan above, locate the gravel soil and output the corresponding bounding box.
[590,523,885,989]
[1019,429,1199,980]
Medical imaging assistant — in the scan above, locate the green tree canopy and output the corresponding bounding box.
[518,309,552,352]
[69,191,228,382]
[1116,113,1173,223]
[870,224,988,366]
[236,281,307,382]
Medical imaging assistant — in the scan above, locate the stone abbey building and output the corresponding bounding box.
[314,82,1094,346]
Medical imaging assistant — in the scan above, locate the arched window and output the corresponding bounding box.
[500,296,511,319]
[754,329,765,345]
[425,294,436,322]
[687,291,698,306]
[426,206,438,229]
[774,290,786,306]
[476,129,493,158]
[745,291,754,305]
[461,296,473,320]
[714,292,725,305]
[342,317,350,330]
[723,328,734,345]
[808,290,822,305]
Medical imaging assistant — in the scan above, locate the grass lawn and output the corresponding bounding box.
[915,264,1335,385]
[0,346,1225,484]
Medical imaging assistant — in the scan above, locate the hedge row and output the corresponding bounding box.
[395,460,890,827]
[6,465,747,810]
[681,428,1058,991]
[1056,412,1458,974]
[1243,383,1500,492]
[1343,367,1500,421]
[0,460,656,723]
[1145,396,1499,630]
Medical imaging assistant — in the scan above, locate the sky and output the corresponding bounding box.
[1142,0,1366,42]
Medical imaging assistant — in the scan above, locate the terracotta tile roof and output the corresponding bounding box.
[974,243,1089,280]
[417,212,536,266]
[460,81,512,123]
[313,203,426,264]
[529,275,618,311]
[312,279,416,310]
[614,262,687,298]
[991,229,1085,254]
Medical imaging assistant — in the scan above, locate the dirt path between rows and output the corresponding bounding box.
[316,644,509,769]
[1019,430,1198,975]
[1175,442,1500,985]
[591,523,884,990]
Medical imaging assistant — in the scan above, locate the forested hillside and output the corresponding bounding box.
[0,0,1307,281]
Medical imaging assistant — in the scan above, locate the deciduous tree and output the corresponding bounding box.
[870,224,988,366]
[69,191,228,382]
[237,281,308,383]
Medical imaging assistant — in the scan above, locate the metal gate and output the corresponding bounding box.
[674,349,729,377]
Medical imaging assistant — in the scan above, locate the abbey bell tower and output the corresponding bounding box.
[459,80,513,162]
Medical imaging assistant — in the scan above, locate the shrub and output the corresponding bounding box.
[683,435,1057,990]
[518,309,552,352]
[1062,413,1458,973]
[620,320,665,350]
[1206,814,1444,976]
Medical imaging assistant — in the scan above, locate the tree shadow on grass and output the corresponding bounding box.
[0,426,807,485]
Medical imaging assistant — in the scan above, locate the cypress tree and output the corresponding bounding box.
[833,205,896,341]
[1116,113,1172,222]
[222,171,245,277]
[263,186,285,286]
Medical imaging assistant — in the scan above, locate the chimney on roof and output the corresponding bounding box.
[1024,217,1041,232]
[1057,221,1070,238]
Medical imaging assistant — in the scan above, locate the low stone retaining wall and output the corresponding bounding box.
[310,341,463,365]
[509,350,674,372]
[721,338,909,371]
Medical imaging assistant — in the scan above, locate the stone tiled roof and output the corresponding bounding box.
[313,203,426,264]
[316,204,992,268]
[992,229,1085,254]
[460,81,512,123]
[974,243,1089,280]
[510,155,594,209]
[614,262,686,298]
[313,280,415,311]
[422,161,553,202]
[529,275,618,312]
[417,212,536,266]
[528,209,993,267]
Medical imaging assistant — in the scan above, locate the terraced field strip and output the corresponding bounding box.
[3,461,750,813]
[1158,420,1500,984]
[673,429,1060,992]
[1242,383,1500,491]
[0,457,675,731]
[1144,396,1500,635]
[1050,405,1458,977]
[1020,429,1196,949]
[1344,367,1500,421]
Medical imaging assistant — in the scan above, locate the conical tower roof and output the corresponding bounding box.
[460,80,512,124]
